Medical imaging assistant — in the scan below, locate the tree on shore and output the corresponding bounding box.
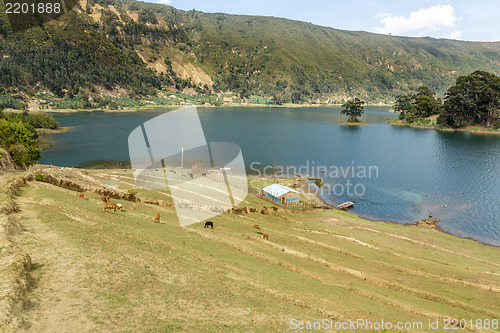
[437,71,500,128]
[395,86,443,123]
[341,98,365,122]
[0,110,59,167]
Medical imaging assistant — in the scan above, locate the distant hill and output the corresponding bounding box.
[1,0,500,103]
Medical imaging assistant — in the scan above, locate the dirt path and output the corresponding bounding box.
[15,197,99,332]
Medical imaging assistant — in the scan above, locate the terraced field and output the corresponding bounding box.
[1,167,499,332]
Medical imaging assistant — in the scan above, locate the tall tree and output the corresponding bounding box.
[394,94,413,120]
[341,98,365,122]
[438,71,500,128]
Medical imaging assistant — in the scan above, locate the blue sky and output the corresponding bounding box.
[144,0,500,42]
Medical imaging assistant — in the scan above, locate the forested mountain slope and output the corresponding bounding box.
[1,0,499,103]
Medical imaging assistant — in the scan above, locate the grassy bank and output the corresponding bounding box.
[1,167,498,331]
[388,118,500,135]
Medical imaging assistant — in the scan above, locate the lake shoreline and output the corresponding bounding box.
[388,119,500,135]
[8,101,393,114]
[259,173,500,248]
[224,175,500,248]
[37,108,500,247]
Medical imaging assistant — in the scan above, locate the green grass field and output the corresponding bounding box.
[3,168,499,332]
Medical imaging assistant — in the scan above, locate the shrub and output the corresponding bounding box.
[314,179,323,188]
[494,120,500,129]
[8,144,28,167]
[35,173,46,182]
[108,101,119,110]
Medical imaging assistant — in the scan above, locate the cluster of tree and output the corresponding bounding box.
[395,71,500,129]
[0,110,59,166]
[395,86,443,123]
[0,94,27,110]
[438,71,500,128]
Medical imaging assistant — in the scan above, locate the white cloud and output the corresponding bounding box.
[152,0,171,4]
[445,30,463,40]
[374,5,460,37]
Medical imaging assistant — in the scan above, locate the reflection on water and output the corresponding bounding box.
[40,106,500,246]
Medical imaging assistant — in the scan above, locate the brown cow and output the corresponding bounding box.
[262,234,269,240]
[78,192,85,199]
[103,203,119,214]
[253,225,260,229]
[101,195,108,203]
[154,213,160,223]
[256,232,263,235]
[133,203,136,210]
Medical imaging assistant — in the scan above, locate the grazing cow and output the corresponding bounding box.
[154,213,160,223]
[116,204,123,211]
[253,225,260,229]
[103,203,119,214]
[133,203,136,210]
[262,234,269,240]
[256,232,263,235]
[101,195,108,203]
[204,221,214,229]
[78,192,85,199]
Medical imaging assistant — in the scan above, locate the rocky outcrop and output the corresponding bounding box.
[415,218,441,228]
[260,207,278,215]
[0,149,22,171]
[230,207,257,214]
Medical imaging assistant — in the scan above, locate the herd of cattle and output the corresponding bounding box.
[76,191,156,221]
[77,191,269,239]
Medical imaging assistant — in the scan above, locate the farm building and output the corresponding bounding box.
[262,184,300,204]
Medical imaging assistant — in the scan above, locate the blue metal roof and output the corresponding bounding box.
[262,183,300,198]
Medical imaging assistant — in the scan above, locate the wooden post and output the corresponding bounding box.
[273,156,276,184]
[180,145,184,186]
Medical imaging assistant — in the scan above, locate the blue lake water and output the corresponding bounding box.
[40,106,500,246]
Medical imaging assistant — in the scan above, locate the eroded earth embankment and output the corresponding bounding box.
[0,173,33,331]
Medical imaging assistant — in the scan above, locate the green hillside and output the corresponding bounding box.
[1,167,499,331]
[1,0,500,104]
